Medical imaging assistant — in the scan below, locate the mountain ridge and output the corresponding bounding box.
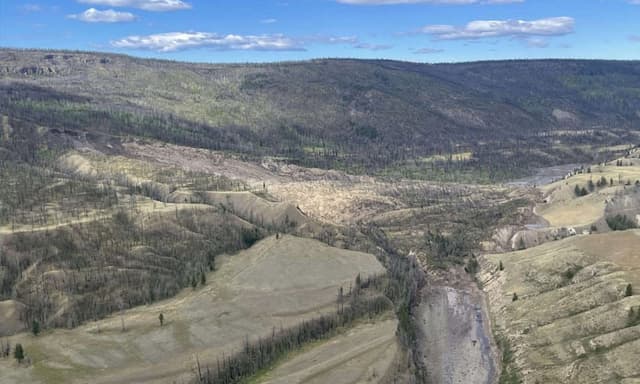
[2,48,639,180]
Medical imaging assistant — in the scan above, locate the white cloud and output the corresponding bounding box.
[413,47,444,54]
[354,43,393,50]
[111,32,303,52]
[261,18,277,24]
[110,31,394,53]
[304,35,391,50]
[77,0,190,12]
[337,0,523,4]
[630,35,640,42]
[314,35,359,44]
[68,8,136,22]
[420,17,574,40]
[524,37,549,48]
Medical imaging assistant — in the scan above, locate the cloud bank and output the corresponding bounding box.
[77,0,190,12]
[111,32,303,52]
[413,47,444,54]
[110,31,393,53]
[420,17,574,40]
[68,8,136,22]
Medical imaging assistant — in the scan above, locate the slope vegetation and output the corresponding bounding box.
[257,318,400,384]
[2,50,639,179]
[482,230,640,384]
[0,235,386,384]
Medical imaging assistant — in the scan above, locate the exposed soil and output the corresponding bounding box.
[417,268,499,384]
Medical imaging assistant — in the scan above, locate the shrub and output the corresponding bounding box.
[240,227,262,247]
[574,185,589,197]
[32,320,40,336]
[14,343,24,363]
[465,258,479,275]
[606,215,638,231]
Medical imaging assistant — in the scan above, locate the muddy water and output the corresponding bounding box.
[418,285,497,384]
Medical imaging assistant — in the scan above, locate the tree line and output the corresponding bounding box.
[193,273,392,384]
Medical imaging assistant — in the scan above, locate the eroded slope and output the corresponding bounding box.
[481,230,640,383]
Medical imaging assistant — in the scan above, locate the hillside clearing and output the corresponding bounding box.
[0,235,385,384]
[257,319,400,384]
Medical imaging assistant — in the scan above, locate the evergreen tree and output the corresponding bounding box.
[597,176,607,188]
[32,319,40,336]
[191,275,198,289]
[14,343,24,363]
[512,293,519,302]
[159,313,164,327]
[626,284,633,297]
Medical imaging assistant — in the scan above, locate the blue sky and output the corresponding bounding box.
[1,0,639,63]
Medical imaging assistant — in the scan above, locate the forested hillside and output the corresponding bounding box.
[2,49,640,384]
[2,49,639,181]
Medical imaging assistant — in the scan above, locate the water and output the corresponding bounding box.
[506,163,583,187]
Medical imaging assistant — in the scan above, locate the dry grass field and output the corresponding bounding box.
[481,229,640,384]
[537,153,640,228]
[0,235,385,384]
[256,318,400,384]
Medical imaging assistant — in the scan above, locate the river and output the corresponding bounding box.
[506,163,583,187]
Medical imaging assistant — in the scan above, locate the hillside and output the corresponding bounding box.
[482,230,640,384]
[1,49,640,384]
[480,152,640,384]
[0,235,387,384]
[2,49,639,180]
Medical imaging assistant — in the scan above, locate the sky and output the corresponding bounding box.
[1,0,639,63]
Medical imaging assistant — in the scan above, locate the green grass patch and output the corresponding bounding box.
[495,333,522,384]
